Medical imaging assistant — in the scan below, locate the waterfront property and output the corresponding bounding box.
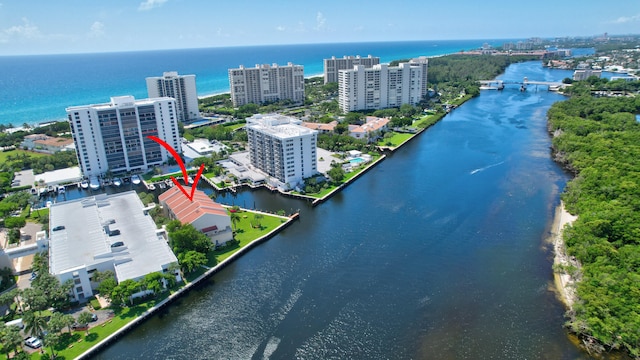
[158,186,233,247]
[348,116,390,142]
[323,55,380,84]
[66,95,181,178]
[146,71,200,123]
[48,191,179,302]
[228,63,305,107]
[20,134,74,154]
[338,57,428,112]
[246,114,318,191]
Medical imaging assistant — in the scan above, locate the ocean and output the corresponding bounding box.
[0,39,509,127]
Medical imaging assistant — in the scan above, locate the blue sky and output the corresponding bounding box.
[1,0,638,55]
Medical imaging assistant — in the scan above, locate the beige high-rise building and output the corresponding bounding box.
[338,57,428,113]
[228,63,305,107]
[323,55,380,84]
[146,71,200,123]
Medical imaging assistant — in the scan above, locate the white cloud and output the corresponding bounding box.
[139,0,168,11]
[88,21,105,38]
[314,12,326,31]
[276,25,286,32]
[0,17,41,43]
[611,13,640,24]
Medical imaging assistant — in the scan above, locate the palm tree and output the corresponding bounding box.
[22,310,47,339]
[229,212,241,231]
[1,324,24,358]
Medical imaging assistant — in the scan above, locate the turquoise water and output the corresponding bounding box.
[0,39,512,126]
[349,157,365,164]
[92,61,596,359]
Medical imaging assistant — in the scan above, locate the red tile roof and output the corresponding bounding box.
[158,186,228,225]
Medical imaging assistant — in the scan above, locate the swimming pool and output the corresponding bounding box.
[349,157,366,164]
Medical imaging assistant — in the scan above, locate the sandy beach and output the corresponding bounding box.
[550,201,579,309]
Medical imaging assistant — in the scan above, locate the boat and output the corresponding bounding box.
[57,185,65,194]
[39,187,47,196]
[30,187,37,195]
[80,180,89,189]
[46,201,52,208]
[148,183,156,191]
[158,182,166,189]
[89,176,101,190]
[131,174,141,185]
[112,177,122,187]
[47,185,54,193]
[164,178,173,187]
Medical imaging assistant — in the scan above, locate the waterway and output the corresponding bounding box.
[65,61,595,359]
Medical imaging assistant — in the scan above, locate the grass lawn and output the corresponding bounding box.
[28,208,48,223]
[35,295,170,360]
[223,123,246,131]
[378,132,413,147]
[0,149,49,163]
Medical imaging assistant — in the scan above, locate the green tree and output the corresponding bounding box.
[168,223,212,255]
[44,332,61,359]
[77,312,94,335]
[178,250,207,274]
[98,277,117,299]
[1,323,24,358]
[251,213,264,228]
[142,272,165,294]
[229,211,241,231]
[327,166,345,184]
[22,310,47,339]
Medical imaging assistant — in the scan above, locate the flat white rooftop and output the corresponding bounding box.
[49,191,177,282]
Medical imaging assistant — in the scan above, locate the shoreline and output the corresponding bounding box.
[548,201,579,309]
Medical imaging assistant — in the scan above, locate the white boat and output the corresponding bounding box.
[148,183,156,191]
[80,180,89,189]
[131,174,141,185]
[39,187,47,195]
[57,186,65,194]
[165,178,173,187]
[112,177,122,187]
[89,176,100,190]
[46,201,52,208]
[158,182,166,189]
[30,188,37,195]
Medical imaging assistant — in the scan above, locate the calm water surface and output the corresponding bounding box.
[77,61,594,359]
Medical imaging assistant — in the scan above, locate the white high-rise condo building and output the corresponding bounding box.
[246,114,317,190]
[146,71,200,122]
[338,57,428,113]
[323,55,380,84]
[228,63,305,107]
[66,96,181,177]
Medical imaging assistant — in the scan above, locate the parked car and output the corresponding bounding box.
[91,313,98,322]
[71,323,88,331]
[52,225,65,231]
[29,272,37,281]
[110,241,124,248]
[24,337,42,349]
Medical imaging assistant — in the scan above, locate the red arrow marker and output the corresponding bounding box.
[147,135,205,201]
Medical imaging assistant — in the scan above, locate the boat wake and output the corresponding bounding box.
[470,161,505,175]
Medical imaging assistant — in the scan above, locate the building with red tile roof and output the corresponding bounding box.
[158,186,233,247]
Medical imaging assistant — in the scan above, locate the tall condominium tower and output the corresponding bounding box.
[66,96,181,177]
[228,63,305,107]
[246,114,317,190]
[338,57,428,113]
[146,71,200,122]
[323,55,380,84]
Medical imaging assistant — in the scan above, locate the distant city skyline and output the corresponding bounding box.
[1,0,639,56]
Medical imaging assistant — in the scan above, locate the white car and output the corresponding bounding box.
[24,337,42,349]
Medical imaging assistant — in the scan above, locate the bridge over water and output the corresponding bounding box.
[478,77,570,91]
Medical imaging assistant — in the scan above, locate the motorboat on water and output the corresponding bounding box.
[112,177,122,187]
[148,183,156,191]
[39,187,47,196]
[80,179,89,189]
[158,182,166,189]
[57,185,65,194]
[131,174,141,185]
[30,187,37,195]
[89,176,100,190]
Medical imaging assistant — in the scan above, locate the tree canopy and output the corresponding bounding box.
[547,88,640,356]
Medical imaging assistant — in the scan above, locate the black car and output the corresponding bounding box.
[52,225,65,231]
[108,229,120,236]
[110,241,124,248]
